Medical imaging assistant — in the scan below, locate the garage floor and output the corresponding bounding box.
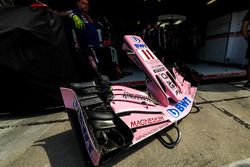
[111,62,246,86]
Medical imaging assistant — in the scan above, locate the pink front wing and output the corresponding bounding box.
[110,85,194,144]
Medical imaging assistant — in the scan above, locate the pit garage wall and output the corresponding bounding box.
[198,10,249,66]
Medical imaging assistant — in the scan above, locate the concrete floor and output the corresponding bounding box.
[0,80,249,167]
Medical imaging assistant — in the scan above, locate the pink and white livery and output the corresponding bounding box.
[60,35,197,166]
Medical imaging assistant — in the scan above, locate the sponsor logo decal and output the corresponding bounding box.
[72,98,94,157]
[131,116,164,128]
[123,92,153,102]
[73,99,79,112]
[160,73,180,95]
[137,49,157,61]
[134,43,147,48]
[153,67,165,73]
[150,64,163,69]
[167,96,191,118]
[135,122,168,141]
[131,36,141,43]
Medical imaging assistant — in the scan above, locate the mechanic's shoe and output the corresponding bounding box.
[243,81,250,88]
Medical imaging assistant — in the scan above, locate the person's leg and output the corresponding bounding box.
[244,45,250,87]
[247,62,250,80]
[244,62,250,87]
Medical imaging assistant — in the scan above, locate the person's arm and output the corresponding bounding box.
[241,11,250,40]
[241,20,250,39]
[54,10,85,30]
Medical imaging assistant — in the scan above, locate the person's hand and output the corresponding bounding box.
[72,15,85,30]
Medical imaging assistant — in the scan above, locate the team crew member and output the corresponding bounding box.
[67,0,101,75]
